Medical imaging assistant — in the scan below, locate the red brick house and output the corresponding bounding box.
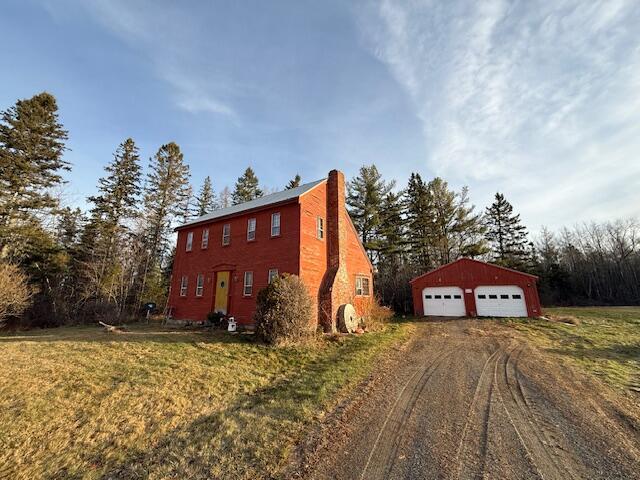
[167,170,373,331]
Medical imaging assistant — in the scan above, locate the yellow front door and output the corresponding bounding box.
[214,271,230,314]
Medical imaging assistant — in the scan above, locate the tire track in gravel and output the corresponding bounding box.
[491,346,546,479]
[453,347,500,480]
[360,349,453,480]
[505,346,580,480]
[297,319,640,480]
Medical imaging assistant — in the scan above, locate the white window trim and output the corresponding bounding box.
[247,218,256,241]
[195,274,204,297]
[180,276,188,297]
[201,228,209,249]
[317,216,324,240]
[271,212,281,237]
[355,275,371,296]
[268,268,279,284]
[186,231,193,251]
[222,223,231,245]
[243,271,253,296]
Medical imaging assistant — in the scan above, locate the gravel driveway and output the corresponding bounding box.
[293,319,640,480]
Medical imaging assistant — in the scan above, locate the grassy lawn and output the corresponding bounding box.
[504,306,640,393]
[0,322,412,479]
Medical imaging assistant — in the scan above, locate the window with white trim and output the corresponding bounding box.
[222,223,231,245]
[355,276,370,296]
[201,228,209,249]
[243,271,253,296]
[268,269,279,284]
[271,212,281,237]
[186,231,193,251]
[180,276,188,296]
[247,218,256,241]
[317,217,324,239]
[196,274,204,297]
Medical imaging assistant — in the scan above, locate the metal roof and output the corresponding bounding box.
[177,178,325,229]
[409,257,538,283]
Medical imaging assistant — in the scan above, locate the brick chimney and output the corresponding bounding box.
[319,169,351,332]
[327,169,346,271]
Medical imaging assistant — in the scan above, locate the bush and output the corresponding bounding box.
[254,274,314,345]
[361,297,394,332]
[0,262,33,329]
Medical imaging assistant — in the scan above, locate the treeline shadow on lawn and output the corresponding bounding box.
[547,342,640,362]
[0,325,257,346]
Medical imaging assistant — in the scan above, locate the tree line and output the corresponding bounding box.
[0,92,300,328]
[1,92,638,328]
[346,165,640,312]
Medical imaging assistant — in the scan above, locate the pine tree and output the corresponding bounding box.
[232,167,263,205]
[286,174,301,189]
[378,191,405,263]
[0,92,69,250]
[177,184,196,225]
[219,186,232,208]
[136,142,190,308]
[77,139,142,313]
[87,139,141,229]
[196,176,218,216]
[142,142,191,268]
[404,172,433,270]
[485,192,530,269]
[428,178,486,265]
[346,165,394,263]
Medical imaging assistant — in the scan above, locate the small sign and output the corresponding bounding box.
[465,289,472,294]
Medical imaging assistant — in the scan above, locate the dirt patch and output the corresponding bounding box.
[287,319,640,480]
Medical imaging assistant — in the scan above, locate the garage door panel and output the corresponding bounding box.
[475,286,527,317]
[422,287,466,316]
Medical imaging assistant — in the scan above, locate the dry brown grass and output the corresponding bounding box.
[0,322,408,479]
[546,314,581,325]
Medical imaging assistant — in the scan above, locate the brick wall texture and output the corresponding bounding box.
[168,169,374,329]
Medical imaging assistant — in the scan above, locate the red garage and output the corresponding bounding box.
[410,258,542,318]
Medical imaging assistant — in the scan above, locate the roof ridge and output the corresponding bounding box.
[176,177,325,229]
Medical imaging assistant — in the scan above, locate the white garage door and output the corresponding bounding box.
[422,287,466,317]
[475,286,527,317]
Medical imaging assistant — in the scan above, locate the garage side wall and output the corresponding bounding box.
[410,259,541,317]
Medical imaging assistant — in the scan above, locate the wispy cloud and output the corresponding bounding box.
[358,0,640,228]
[69,0,238,119]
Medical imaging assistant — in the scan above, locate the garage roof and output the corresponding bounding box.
[409,258,538,284]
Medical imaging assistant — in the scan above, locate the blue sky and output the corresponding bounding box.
[1,0,639,231]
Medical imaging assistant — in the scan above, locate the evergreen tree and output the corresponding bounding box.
[79,139,142,303]
[0,92,69,250]
[195,176,218,216]
[0,92,70,326]
[87,139,141,229]
[177,184,196,225]
[484,192,530,269]
[232,167,263,205]
[378,191,405,263]
[219,186,232,208]
[286,174,301,189]
[142,142,191,270]
[346,165,394,263]
[428,178,486,265]
[404,173,433,270]
[136,142,190,307]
